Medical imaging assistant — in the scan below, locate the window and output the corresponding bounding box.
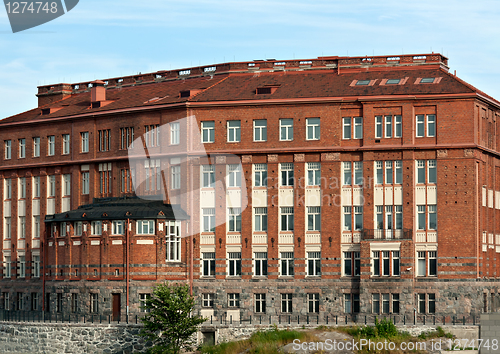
[375,161,383,184]
[91,221,102,236]
[98,129,111,152]
[139,293,151,313]
[382,293,390,314]
[307,252,321,276]
[18,256,25,278]
[375,116,383,139]
[395,161,402,184]
[416,115,425,137]
[395,205,403,230]
[19,138,25,158]
[308,293,319,313]
[202,252,216,277]
[428,205,437,230]
[343,206,352,231]
[280,163,294,186]
[255,293,266,313]
[280,252,294,276]
[427,115,436,137]
[372,251,380,276]
[81,132,89,153]
[3,292,9,310]
[62,134,70,154]
[227,120,241,142]
[306,118,320,140]
[202,293,214,308]
[137,220,155,234]
[33,137,40,157]
[254,252,268,276]
[418,251,437,277]
[342,117,351,139]
[4,256,11,277]
[254,207,267,232]
[71,294,78,313]
[343,162,352,185]
[228,252,242,276]
[62,174,71,197]
[395,115,402,137]
[307,162,321,186]
[429,251,437,276]
[372,294,380,313]
[4,217,11,239]
[417,160,425,183]
[428,293,436,313]
[382,251,390,276]
[74,221,82,236]
[280,119,293,141]
[418,293,425,314]
[33,216,40,239]
[32,293,39,311]
[202,165,215,188]
[281,294,292,313]
[428,160,437,183]
[254,120,267,141]
[33,176,40,198]
[385,161,393,184]
[4,140,11,160]
[228,164,241,187]
[17,293,24,311]
[19,217,26,239]
[120,127,134,149]
[417,205,426,230]
[112,221,125,235]
[392,251,400,276]
[90,293,98,313]
[228,207,241,232]
[47,135,55,156]
[228,293,240,307]
[121,169,134,193]
[417,251,426,277]
[166,221,181,262]
[385,116,392,138]
[393,294,400,314]
[19,177,26,199]
[81,172,89,194]
[344,294,360,313]
[171,165,181,190]
[353,117,362,139]
[201,121,215,143]
[356,80,370,86]
[307,206,321,231]
[254,164,267,187]
[202,208,215,232]
[32,255,40,277]
[170,122,180,145]
[144,124,160,147]
[144,159,161,191]
[47,175,56,197]
[281,207,294,231]
[354,161,363,185]
[353,206,363,231]
[376,206,383,230]
[343,251,360,277]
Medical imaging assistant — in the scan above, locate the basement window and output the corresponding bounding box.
[386,79,401,85]
[355,80,370,86]
[420,77,435,83]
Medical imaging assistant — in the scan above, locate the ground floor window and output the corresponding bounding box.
[308,293,319,313]
[281,294,292,313]
[255,293,266,313]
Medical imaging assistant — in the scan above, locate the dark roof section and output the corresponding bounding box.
[44,196,189,223]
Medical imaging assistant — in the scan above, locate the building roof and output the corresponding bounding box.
[44,197,189,223]
[2,53,498,125]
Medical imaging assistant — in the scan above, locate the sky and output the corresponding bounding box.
[0,0,499,119]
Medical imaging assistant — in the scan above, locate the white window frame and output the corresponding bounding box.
[416,115,425,137]
[202,293,214,308]
[201,165,215,188]
[343,162,352,185]
[280,207,294,231]
[375,116,383,139]
[384,115,392,138]
[228,252,242,276]
[394,115,402,137]
[280,252,294,276]
[307,162,321,186]
[62,134,70,155]
[254,207,268,232]
[33,137,40,157]
[81,132,89,153]
[353,117,362,139]
[201,121,215,143]
[19,216,26,239]
[306,118,320,140]
[202,208,215,233]
[253,119,267,142]
[112,220,125,235]
[63,174,71,197]
[417,160,425,184]
[254,164,267,187]
[48,175,56,197]
[342,117,351,139]
[5,140,11,160]
[343,206,352,231]
[280,118,293,141]
[32,255,40,278]
[48,135,55,156]
[417,205,426,230]
[227,120,241,142]
[228,293,240,307]
[428,205,437,230]
[385,161,393,184]
[166,221,181,262]
[171,165,181,190]
[427,114,436,137]
[254,252,268,276]
[202,252,216,277]
[280,163,294,187]
[19,177,26,199]
[307,206,321,231]
[354,161,363,185]
[33,216,40,239]
[91,221,102,236]
[19,138,25,158]
[428,159,437,184]
[307,251,321,276]
[136,220,155,235]
[354,206,363,231]
[228,207,242,232]
[170,122,180,145]
[228,164,241,187]
[255,293,266,313]
[82,172,89,195]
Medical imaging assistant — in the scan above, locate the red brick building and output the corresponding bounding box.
[1,53,499,320]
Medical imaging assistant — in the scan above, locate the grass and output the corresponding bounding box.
[199,326,317,354]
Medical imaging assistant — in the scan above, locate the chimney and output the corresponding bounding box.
[91,80,106,103]
[36,84,72,108]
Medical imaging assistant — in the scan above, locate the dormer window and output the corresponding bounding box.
[180,90,191,98]
[355,80,370,86]
[256,86,279,95]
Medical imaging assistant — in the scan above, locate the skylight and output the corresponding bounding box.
[420,77,435,83]
[355,80,370,86]
[386,79,401,85]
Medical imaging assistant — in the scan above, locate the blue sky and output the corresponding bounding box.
[0,0,499,118]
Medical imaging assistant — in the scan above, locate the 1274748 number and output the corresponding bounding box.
[5,2,58,14]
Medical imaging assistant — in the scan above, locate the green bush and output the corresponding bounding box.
[374,317,399,338]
